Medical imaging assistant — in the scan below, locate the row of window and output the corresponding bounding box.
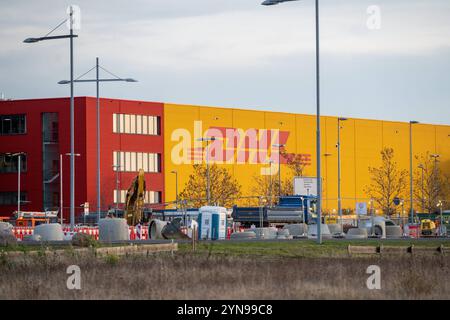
[0,114,26,135]
[0,192,27,205]
[0,153,27,173]
[0,151,160,174]
[0,113,160,136]
[113,151,161,173]
[113,190,161,204]
[113,113,160,135]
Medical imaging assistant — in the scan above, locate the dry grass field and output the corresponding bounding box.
[1,242,450,299]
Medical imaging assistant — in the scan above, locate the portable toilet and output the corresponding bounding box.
[198,206,227,240]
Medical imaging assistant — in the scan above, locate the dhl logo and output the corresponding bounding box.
[171,121,311,174]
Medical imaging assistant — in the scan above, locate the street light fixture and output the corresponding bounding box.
[196,137,216,205]
[262,0,322,243]
[262,0,299,5]
[430,154,440,162]
[409,120,419,223]
[24,8,78,231]
[59,57,137,223]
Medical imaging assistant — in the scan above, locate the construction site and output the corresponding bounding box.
[1,72,450,303]
[1,1,450,303]
[1,96,450,244]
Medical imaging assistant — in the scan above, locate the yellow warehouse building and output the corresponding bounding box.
[163,103,450,213]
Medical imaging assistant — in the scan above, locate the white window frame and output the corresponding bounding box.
[130,115,136,134]
[136,115,142,134]
[130,152,137,172]
[113,114,117,133]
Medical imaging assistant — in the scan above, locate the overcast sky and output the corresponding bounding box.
[1,0,449,125]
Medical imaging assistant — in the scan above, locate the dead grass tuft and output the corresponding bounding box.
[0,250,449,300]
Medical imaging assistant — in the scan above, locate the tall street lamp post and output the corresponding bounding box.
[58,57,137,223]
[262,0,322,243]
[60,154,64,224]
[409,120,419,223]
[24,8,78,231]
[337,117,347,230]
[6,152,26,214]
[64,152,80,224]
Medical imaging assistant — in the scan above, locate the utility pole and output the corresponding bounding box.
[60,154,63,224]
[261,0,322,243]
[58,58,136,223]
[96,57,100,222]
[337,117,347,231]
[24,7,78,230]
[69,7,75,231]
[409,121,419,224]
[17,154,21,214]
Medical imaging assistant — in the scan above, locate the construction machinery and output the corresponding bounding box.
[0,211,58,227]
[420,219,437,237]
[231,195,317,228]
[124,169,146,226]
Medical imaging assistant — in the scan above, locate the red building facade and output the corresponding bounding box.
[0,97,164,218]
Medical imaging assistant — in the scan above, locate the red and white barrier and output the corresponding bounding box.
[12,225,150,241]
[12,227,34,240]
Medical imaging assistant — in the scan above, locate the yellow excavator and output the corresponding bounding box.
[124,169,146,226]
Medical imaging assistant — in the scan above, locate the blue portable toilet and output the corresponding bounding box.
[198,206,227,240]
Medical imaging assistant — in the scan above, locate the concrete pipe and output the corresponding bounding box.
[0,222,16,246]
[308,224,332,239]
[149,219,169,240]
[327,223,343,235]
[277,229,290,237]
[23,234,42,242]
[345,227,368,240]
[230,231,256,240]
[34,223,64,241]
[0,222,13,236]
[385,225,403,238]
[99,218,129,242]
[283,224,308,237]
[253,227,277,239]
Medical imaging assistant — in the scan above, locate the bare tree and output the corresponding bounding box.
[179,164,242,208]
[414,152,448,213]
[365,148,408,216]
[249,174,292,206]
[280,148,307,177]
[249,148,305,205]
